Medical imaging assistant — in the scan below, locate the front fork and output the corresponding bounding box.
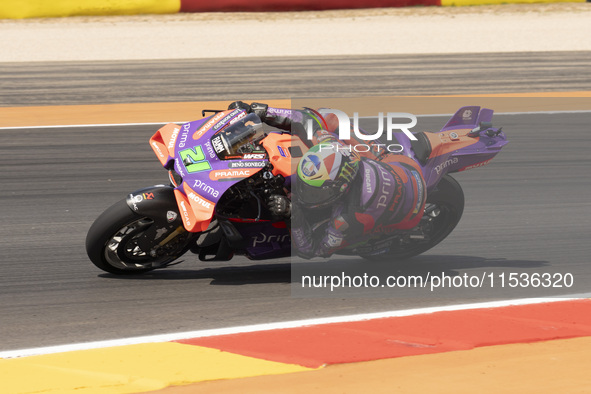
[126,185,191,256]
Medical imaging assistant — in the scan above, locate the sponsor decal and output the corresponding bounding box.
[209,169,257,181]
[388,171,403,212]
[192,179,220,198]
[301,154,322,177]
[187,191,212,209]
[228,111,247,125]
[166,211,178,222]
[462,109,473,120]
[376,165,393,209]
[211,136,225,154]
[179,123,191,148]
[434,157,459,175]
[326,232,343,248]
[228,161,266,168]
[174,158,185,177]
[251,232,290,248]
[461,159,492,171]
[449,132,459,139]
[193,111,227,141]
[334,215,349,231]
[129,194,140,211]
[129,192,154,211]
[243,153,266,159]
[268,108,292,117]
[204,141,216,159]
[213,109,241,131]
[338,161,357,184]
[151,141,166,159]
[179,201,191,227]
[364,168,372,194]
[168,127,180,149]
[290,226,308,250]
[277,146,289,158]
[179,146,212,174]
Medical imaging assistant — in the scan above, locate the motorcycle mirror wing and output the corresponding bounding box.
[202,109,223,117]
[468,121,493,137]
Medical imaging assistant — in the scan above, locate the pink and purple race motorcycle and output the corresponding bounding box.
[86,105,508,274]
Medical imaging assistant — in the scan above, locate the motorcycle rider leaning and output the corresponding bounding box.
[228,101,427,259]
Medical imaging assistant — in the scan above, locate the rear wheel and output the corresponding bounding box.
[86,199,193,274]
[363,174,464,261]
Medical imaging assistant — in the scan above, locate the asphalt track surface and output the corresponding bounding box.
[1,52,590,352]
[2,51,591,106]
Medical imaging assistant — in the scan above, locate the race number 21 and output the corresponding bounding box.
[180,146,212,173]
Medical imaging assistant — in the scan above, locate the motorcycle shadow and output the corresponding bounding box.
[98,254,549,285]
[98,261,292,284]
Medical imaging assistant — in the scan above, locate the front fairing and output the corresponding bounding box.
[149,109,268,232]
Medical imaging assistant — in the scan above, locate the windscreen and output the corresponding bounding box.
[210,113,265,159]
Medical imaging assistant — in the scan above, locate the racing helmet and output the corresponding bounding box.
[295,143,360,209]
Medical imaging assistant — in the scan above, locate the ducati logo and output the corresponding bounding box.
[166,211,178,223]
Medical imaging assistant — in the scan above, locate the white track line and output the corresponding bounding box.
[0,296,583,359]
[0,121,188,130]
[1,110,590,130]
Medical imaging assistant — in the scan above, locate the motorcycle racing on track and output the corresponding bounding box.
[86,102,508,274]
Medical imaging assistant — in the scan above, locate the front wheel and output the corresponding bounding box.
[86,198,193,274]
[363,174,464,261]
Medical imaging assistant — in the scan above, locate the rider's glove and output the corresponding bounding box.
[267,194,291,217]
[228,101,251,112]
[227,101,268,120]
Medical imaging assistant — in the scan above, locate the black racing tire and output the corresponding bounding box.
[363,174,464,261]
[86,198,192,275]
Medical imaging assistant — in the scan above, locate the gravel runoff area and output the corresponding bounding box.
[0,3,590,62]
